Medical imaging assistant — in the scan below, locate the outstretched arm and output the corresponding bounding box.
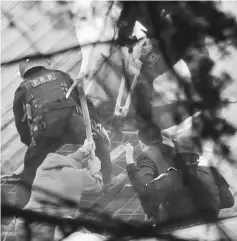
[125,143,167,196]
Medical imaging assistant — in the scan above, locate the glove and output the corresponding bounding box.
[80,139,96,154]
[92,122,111,148]
[119,106,129,117]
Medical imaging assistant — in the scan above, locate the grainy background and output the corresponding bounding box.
[1,1,237,240]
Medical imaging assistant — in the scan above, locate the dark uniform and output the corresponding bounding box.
[126,123,234,224]
[126,143,175,223]
[126,146,234,225]
[14,58,112,208]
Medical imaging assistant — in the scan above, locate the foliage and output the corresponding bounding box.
[2,1,237,240]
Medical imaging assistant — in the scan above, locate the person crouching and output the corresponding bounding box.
[125,131,234,226]
[15,139,103,241]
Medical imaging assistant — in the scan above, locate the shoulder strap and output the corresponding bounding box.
[18,81,31,103]
[22,79,32,93]
[22,79,35,102]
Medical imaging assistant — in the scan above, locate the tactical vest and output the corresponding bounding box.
[22,70,77,118]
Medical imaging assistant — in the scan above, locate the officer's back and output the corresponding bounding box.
[20,63,78,117]
[14,58,80,146]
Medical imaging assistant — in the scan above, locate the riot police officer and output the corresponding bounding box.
[14,57,126,209]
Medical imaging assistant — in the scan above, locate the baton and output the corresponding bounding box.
[75,78,96,159]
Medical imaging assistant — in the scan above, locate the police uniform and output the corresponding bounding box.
[14,58,109,209]
[126,144,234,225]
[13,68,86,144]
[126,142,175,222]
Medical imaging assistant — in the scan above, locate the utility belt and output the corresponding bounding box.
[23,103,105,146]
[23,101,80,146]
[33,97,79,116]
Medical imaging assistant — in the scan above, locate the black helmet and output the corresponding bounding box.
[138,123,162,145]
[19,58,50,78]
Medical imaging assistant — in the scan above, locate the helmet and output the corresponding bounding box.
[138,123,162,145]
[19,58,51,78]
